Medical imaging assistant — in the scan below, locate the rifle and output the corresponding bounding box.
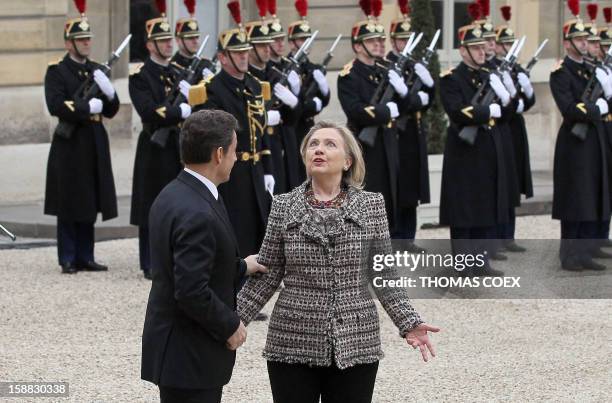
[524,39,548,74]
[0,224,16,242]
[396,29,441,131]
[457,36,525,145]
[269,31,319,105]
[357,32,423,147]
[570,43,612,140]
[150,35,210,148]
[53,34,131,140]
[302,34,342,100]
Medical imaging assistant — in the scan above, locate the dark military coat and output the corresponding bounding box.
[44,54,119,223]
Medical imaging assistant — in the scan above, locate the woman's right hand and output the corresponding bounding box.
[405,323,441,362]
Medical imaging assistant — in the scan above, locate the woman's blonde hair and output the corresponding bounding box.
[300,121,366,189]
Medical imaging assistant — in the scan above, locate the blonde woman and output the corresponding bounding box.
[238,121,439,403]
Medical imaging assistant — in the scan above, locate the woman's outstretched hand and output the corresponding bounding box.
[405,323,440,362]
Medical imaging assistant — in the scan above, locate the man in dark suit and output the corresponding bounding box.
[141,109,268,402]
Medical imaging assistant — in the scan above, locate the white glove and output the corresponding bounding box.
[516,98,525,114]
[267,110,281,126]
[273,83,299,109]
[386,101,399,119]
[502,71,517,98]
[88,98,103,114]
[287,70,301,95]
[179,80,191,99]
[517,72,534,99]
[489,103,502,118]
[313,97,323,112]
[388,70,408,98]
[312,69,329,96]
[264,175,275,195]
[93,70,115,100]
[596,98,609,115]
[418,91,429,106]
[596,68,612,99]
[179,103,191,119]
[414,63,434,88]
[202,68,214,80]
[489,74,510,106]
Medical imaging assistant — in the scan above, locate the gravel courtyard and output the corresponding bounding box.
[1,215,611,402]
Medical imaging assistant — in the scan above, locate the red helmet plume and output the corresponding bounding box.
[501,5,511,22]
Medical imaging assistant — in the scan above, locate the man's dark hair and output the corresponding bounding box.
[180,110,237,164]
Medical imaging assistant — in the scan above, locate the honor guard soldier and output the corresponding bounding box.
[584,4,612,254]
[288,0,331,182]
[439,21,512,276]
[492,5,533,253]
[386,0,434,248]
[599,7,612,247]
[130,0,194,279]
[550,0,611,271]
[338,0,404,230]
[194,0,274,257]
[473,0,520,261]
[247,0,301,194]
[171,0,215,81]
[44,0,120,274]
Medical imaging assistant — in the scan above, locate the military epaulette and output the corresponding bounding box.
[551,59,564,73]
[440,68,454,78]
[129,63,143,76]
[48,58,61,67]
[260,81,271,101]
[481,67,490,73]
[339,60,354,77]
[188,82,207,106]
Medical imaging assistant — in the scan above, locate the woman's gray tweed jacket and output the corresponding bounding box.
[237,182,424,369]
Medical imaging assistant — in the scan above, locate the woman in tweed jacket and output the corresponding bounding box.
[238,122,439,403]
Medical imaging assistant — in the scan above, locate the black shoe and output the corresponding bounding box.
[590,248,612,259]
[143,270,152,280]
[406,242,427,254]
[489,252,508,261]
[61,263,78,274]
[581,258,606,271]
[253,313,268,321]
[504,241,526,253]
[77,261,108,272]
[561,258,583,272]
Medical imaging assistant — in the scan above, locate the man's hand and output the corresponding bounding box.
[202,68,214,80]
[312,69,329,96]
[264,174,275,195]
[93,70,116,100]
[226,321,247,350]
[287,70,301,95]
[88,98,103,114]
[244,254,269,276]
[273,83,299,108]
[405,323,440,362]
